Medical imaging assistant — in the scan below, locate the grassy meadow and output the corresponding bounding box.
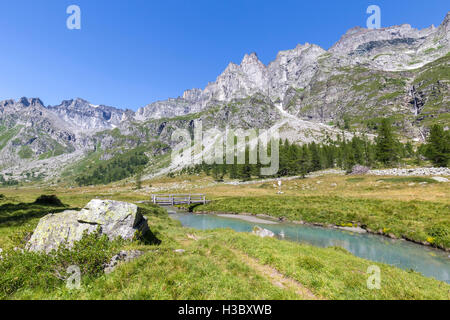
[0,172,449,300]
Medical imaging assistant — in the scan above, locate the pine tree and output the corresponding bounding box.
[309,142,322,172]
[298,145,310,178]
[230,162,238,179]
[135,170,142,190]
[238,164,252,181]
[425,124,450,167]
[375,118,399,166]
[211,165,222,181]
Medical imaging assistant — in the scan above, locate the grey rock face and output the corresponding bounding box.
[77,199,149,240]
[0,12,448,183]
[104,250,144,274]
[47,98,133,133]
[135,97,199,121]
[26,200,150,253]
[136,12,449,120]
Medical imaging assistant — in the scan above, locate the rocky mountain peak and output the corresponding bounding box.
[241,52,264,67]
[182,88,203,102]
[17,97,44,108]
[223,62,240,74]
[442,11,450,29]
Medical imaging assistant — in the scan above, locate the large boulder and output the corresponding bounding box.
[26,200,149,253]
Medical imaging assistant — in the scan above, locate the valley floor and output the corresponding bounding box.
[0,172,449,300]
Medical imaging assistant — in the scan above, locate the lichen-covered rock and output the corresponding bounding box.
[26,200,149,253]
[78,199,149,240]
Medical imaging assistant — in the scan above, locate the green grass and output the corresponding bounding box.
[0,126,22,152]
[413,54,450,90]
[346,177,365,183]
[212,231,449,300]
[2,200,448,300]
[377,91,404,102]
[18,146,33,159]
[377,177,438,184]
[0,194,448,300]
[0,197,72,251]
[195,196,450,249]
[38,141,68,160]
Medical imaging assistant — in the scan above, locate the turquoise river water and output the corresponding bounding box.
[170,210,450,284]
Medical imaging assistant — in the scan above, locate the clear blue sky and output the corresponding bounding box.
[0,0,448,110]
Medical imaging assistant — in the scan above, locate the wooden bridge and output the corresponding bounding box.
[151,194,209,206]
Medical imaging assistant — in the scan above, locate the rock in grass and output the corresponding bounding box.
[252,226,275,238]
[26,199,150,253]
[104,250,144,274]
[78,199,149,240]
[350,165,370,175]
[432,176,449,183]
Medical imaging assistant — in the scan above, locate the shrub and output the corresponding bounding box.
[0,229,124,299]
[53,229,124,277]
[34,195,65,207]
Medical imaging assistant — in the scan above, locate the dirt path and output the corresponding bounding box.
[229,248,320,300]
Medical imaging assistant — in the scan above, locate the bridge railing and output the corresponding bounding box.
[151,194,207,205]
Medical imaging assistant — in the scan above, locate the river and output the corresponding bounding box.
[170,210,450,284]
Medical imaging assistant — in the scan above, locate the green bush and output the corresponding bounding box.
[0,230,124,299]
[34,195,65,207]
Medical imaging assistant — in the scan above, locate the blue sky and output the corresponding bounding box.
[0,0,448,110]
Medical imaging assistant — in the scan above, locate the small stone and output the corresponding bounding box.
[186,234,198,241]
[252,226,275,238]
[174,249,186,254]
[432,176,449,183]
[104,250,144,274]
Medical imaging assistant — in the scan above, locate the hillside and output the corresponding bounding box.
[0,12,448,185]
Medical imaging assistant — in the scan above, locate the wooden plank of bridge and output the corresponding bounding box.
[151,194,208,205]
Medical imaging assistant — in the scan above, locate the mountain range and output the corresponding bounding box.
[0,12,449,185]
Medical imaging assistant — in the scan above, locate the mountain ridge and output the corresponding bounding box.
[0,11,448,185]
